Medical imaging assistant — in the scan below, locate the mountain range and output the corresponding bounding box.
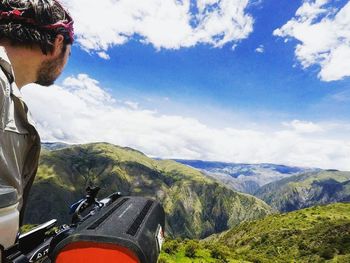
[174,159,319,194]
[25,143,272,238]
[26,142,350,262]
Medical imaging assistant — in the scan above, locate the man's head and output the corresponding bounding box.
[0,0,74,87]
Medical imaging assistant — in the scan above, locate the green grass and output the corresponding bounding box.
[159,239,249,263]
[160,203,350,263]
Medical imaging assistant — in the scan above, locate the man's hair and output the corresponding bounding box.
[0,0,73,55]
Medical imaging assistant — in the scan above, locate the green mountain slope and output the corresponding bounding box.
[159,203,350,263]
[24,142,272,238]
[254,170,350,212]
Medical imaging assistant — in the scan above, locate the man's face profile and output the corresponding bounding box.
[35,44,71,86]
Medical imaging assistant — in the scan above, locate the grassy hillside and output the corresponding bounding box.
[255,170,350,212]
[25,143,272,238]
[159,203,350,263]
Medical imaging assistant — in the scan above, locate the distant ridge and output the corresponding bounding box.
[255,170,350,212]
[41,142,70,151]
[173,159,320,194]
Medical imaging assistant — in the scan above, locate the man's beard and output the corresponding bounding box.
[35,54,64,86]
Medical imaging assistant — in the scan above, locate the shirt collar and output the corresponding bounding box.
[0,46,15,84]
[0,46,24,101]
[0,47,37,128]
[11,82,24,100]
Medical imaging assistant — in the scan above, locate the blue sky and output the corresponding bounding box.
[23,0,350,169]
[58,0,350,125]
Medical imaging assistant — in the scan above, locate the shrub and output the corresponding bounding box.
[163,240,179,255]
[210,246,228,260]
[320,247,335,260]
[157,257,169,263]
[184,241,199,258]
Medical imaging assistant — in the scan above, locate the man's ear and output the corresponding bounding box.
[51,35,65,57]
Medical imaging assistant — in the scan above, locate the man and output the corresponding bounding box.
[0,0,74,243]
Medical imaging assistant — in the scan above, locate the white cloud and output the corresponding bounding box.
[283,120,324,133]
[255,44,264,53]
[61,0,254,54]
[97,51,110,60]
[274,0,350,81]
[22,74,350,170]
[331,90,350,102]
[124,101,139,110]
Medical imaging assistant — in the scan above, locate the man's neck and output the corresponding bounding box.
[1,43,42,89]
